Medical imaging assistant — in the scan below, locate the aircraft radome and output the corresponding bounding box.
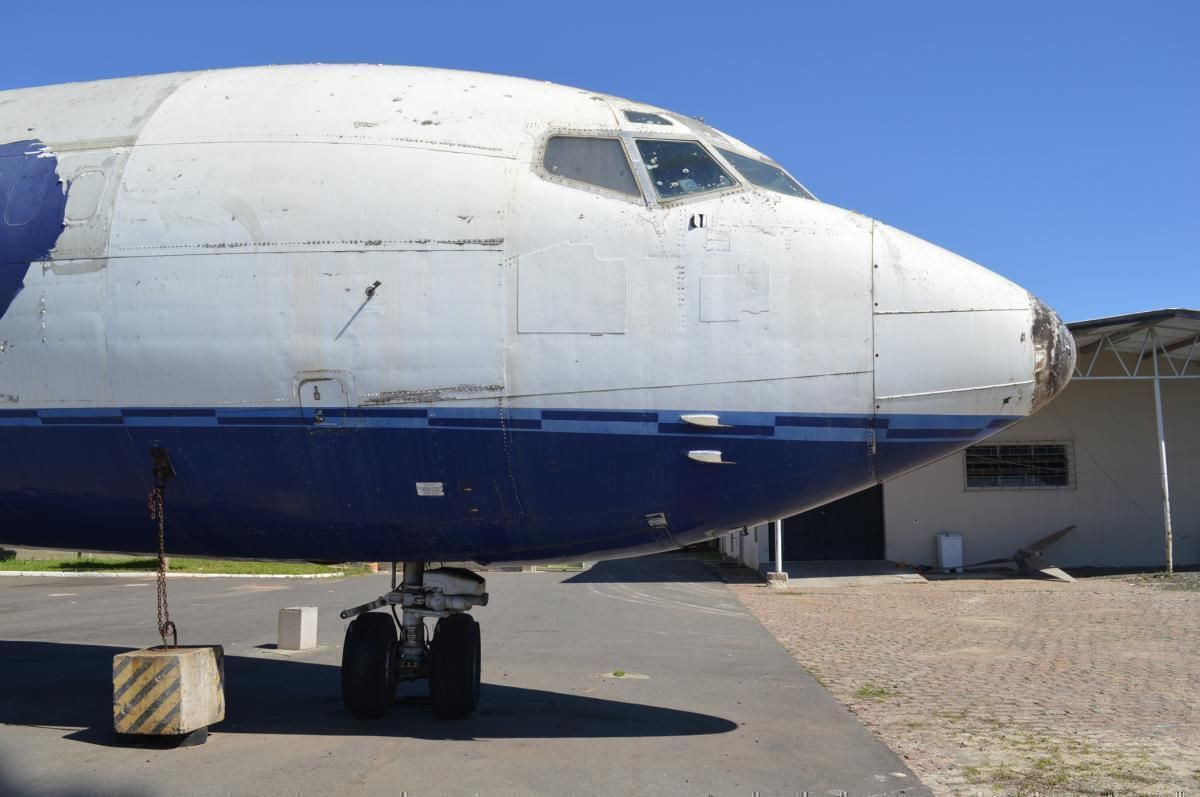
[0,65,1076,719]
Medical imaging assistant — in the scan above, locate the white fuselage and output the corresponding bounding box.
[0,65,1073,563]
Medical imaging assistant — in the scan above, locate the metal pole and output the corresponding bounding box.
[1151,332,1175,574]
[773,519,784,575]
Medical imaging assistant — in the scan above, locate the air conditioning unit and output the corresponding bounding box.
[936,532,964,573]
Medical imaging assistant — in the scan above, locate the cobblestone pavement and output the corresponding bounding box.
[729,574,1200,796]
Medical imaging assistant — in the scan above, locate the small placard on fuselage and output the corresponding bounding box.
[415,482,445,497]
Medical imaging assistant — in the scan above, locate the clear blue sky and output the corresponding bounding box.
[3,1,1195,321]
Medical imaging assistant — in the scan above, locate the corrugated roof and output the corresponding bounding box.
[1069,308,1200,356]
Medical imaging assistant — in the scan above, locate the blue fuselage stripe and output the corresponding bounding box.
[0,406,1013,437]
[0,406,1018,562]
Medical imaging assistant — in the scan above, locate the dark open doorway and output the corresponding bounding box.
[771,485,885,561]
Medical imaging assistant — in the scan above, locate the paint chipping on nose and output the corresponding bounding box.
[1030,297,1076,412]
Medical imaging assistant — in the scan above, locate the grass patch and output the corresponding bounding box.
[852,683,896,700]
[1126,571,1200,591]
[957,731,1183,796]
[1,556,369,576]
[988,765,1023,784]
[611,670,626,678]
[1107,767,1156,784]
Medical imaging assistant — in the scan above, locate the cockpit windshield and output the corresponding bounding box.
[635,140,735,200]
[716,148,814,200]
[544,136,642,197]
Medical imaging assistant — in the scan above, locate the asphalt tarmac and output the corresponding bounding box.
[0,553,927,796]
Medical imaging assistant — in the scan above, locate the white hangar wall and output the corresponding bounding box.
[883,378,1199,569]
[719,524,765,570]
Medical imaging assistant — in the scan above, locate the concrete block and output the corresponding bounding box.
[278,606,318,650]
[113,646,224,736]
[766,571,789,588]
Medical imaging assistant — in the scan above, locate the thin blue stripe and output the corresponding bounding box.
[38,408,122,418]
[884,428,978,439]
[776,415,878,429]
[543,409,658,423]
[122,408,216,417]
[0,407,1019,442]
[218,416,309,426]
[541,419,658,435]
[657,422,775,437]
[429,418,543,430]
[328,407,428,418]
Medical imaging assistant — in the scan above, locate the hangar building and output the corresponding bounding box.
[721,309,1199,572]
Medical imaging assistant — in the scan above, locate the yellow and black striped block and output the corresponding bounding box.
[113,646,224,736]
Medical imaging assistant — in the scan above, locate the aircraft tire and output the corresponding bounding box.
[341,612,397,719]
[429,613,481,720]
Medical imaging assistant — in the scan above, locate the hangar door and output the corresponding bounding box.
[773,485,885,561]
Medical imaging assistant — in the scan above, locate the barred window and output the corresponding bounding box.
[964,442,1075,490]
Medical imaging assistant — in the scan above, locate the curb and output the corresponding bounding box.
[0,570,346,579]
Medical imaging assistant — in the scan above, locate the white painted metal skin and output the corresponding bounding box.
[0,65,1075,564]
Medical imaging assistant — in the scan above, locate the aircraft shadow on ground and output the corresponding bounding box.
[0,640,736,745]
[562,553,719,584]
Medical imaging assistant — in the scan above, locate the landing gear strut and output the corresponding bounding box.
[339,562,487,719]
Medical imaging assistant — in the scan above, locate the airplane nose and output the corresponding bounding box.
[868,221,1078,483]
[871,221,1072,419]
[1030,298,1076,412]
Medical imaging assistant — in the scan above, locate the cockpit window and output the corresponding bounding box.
[716,147,815,200]
[635,140,735,200]
[624,110,672,126]
[543,136,641,197]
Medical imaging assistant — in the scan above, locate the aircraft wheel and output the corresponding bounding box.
[341,612,397,719]
[429,613,481,719]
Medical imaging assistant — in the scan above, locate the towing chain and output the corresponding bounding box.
[148,486,177,648]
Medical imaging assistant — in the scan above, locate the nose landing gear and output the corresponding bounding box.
[339,562,487,720]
